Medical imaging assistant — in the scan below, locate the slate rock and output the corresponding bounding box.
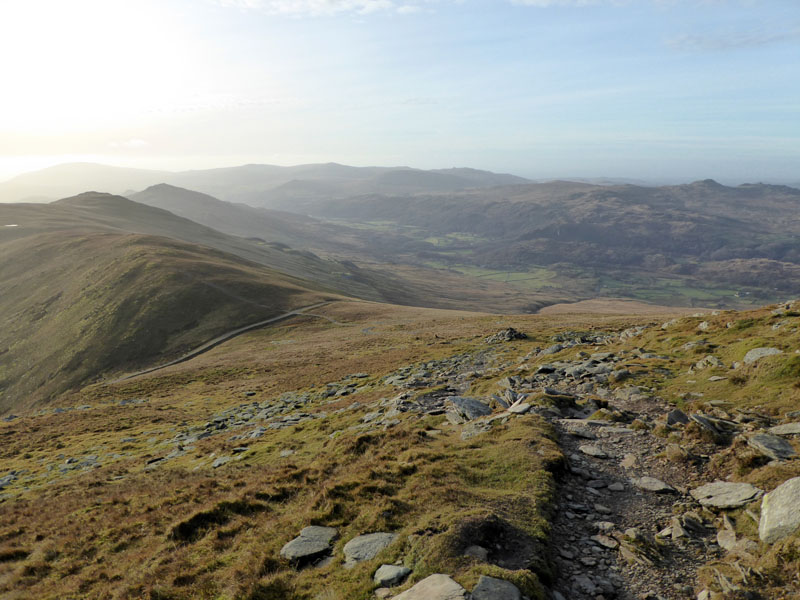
[666,409,689,426]
[393,574,468,600]
[373,564,411,587]
[769,422,800,436]
[507,402,531,415]
[471,575,521,600]
[743,347,782,365]
[747,433,796,461]
[280,526,338,564]
[579,444,608,458]
[690,481,763,509]
[446,397,492,421]
[759,477,800,543]
[343,532,396,566]
[633,476,676,494]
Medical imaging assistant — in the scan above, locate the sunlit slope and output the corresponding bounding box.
[0,229,334,413]
[0,192,383,302]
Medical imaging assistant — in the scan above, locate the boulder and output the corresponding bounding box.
[343,532,396,566]
[280,526,338,564]
[393,574,468,600]
[471,575,522,600]
[759,477,800,543]
[374,564,411,587]
[743,347,782,365]
[747,433,796,461]
[690,481,763,509]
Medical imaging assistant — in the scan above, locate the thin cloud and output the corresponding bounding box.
[511,0,624,6]
[669,25,800,51]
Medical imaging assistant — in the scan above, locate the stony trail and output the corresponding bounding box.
[548,390,715,600]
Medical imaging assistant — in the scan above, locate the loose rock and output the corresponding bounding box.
[690,481,763,509]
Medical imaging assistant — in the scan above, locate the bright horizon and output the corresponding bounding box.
[1,0,799,184]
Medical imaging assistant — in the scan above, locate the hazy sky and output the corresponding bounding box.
[1,0,799,182]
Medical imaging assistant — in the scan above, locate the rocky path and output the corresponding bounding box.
[548,389,714,600]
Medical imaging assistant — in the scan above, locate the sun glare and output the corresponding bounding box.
[0,0,193,133]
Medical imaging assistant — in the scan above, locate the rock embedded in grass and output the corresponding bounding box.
[343,532,397,567]
[743,347,782,365]
[471,575,522,600]
[747,433,796,461]
[759,477,800,543]
[280,526,338,565]
[393,574,468,599]
[373,564,411,587]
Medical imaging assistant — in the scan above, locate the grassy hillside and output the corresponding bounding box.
[0,230,332,413]
[0,299,798,598]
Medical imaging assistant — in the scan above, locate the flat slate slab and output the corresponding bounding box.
[748,433,796,461]
[343,532,397,566]
[280,526,338,564]
[769,423,800,436]
[759,477,800,543]
[393,574,468,600]
[690,481,763,509]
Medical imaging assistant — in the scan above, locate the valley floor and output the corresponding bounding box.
[0,301,799,599]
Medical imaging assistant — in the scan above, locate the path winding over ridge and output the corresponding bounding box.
[108,301,337,383]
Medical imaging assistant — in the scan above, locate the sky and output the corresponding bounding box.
[0,0,799,183]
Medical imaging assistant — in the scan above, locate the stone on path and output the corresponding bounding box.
[374,564,411,587]
[690,481,763,509]
[769,422,800,436]
[759,477,800,543]
[633,476,677,494]
[343,532,397,566]
[471,575,521,600]
[743,347,782,365]
[393,574,468,600]
[280,526,338,564]
[579,444,608,458]
[747,433,796,461]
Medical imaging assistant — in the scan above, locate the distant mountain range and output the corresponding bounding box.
[0,162,530,206]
